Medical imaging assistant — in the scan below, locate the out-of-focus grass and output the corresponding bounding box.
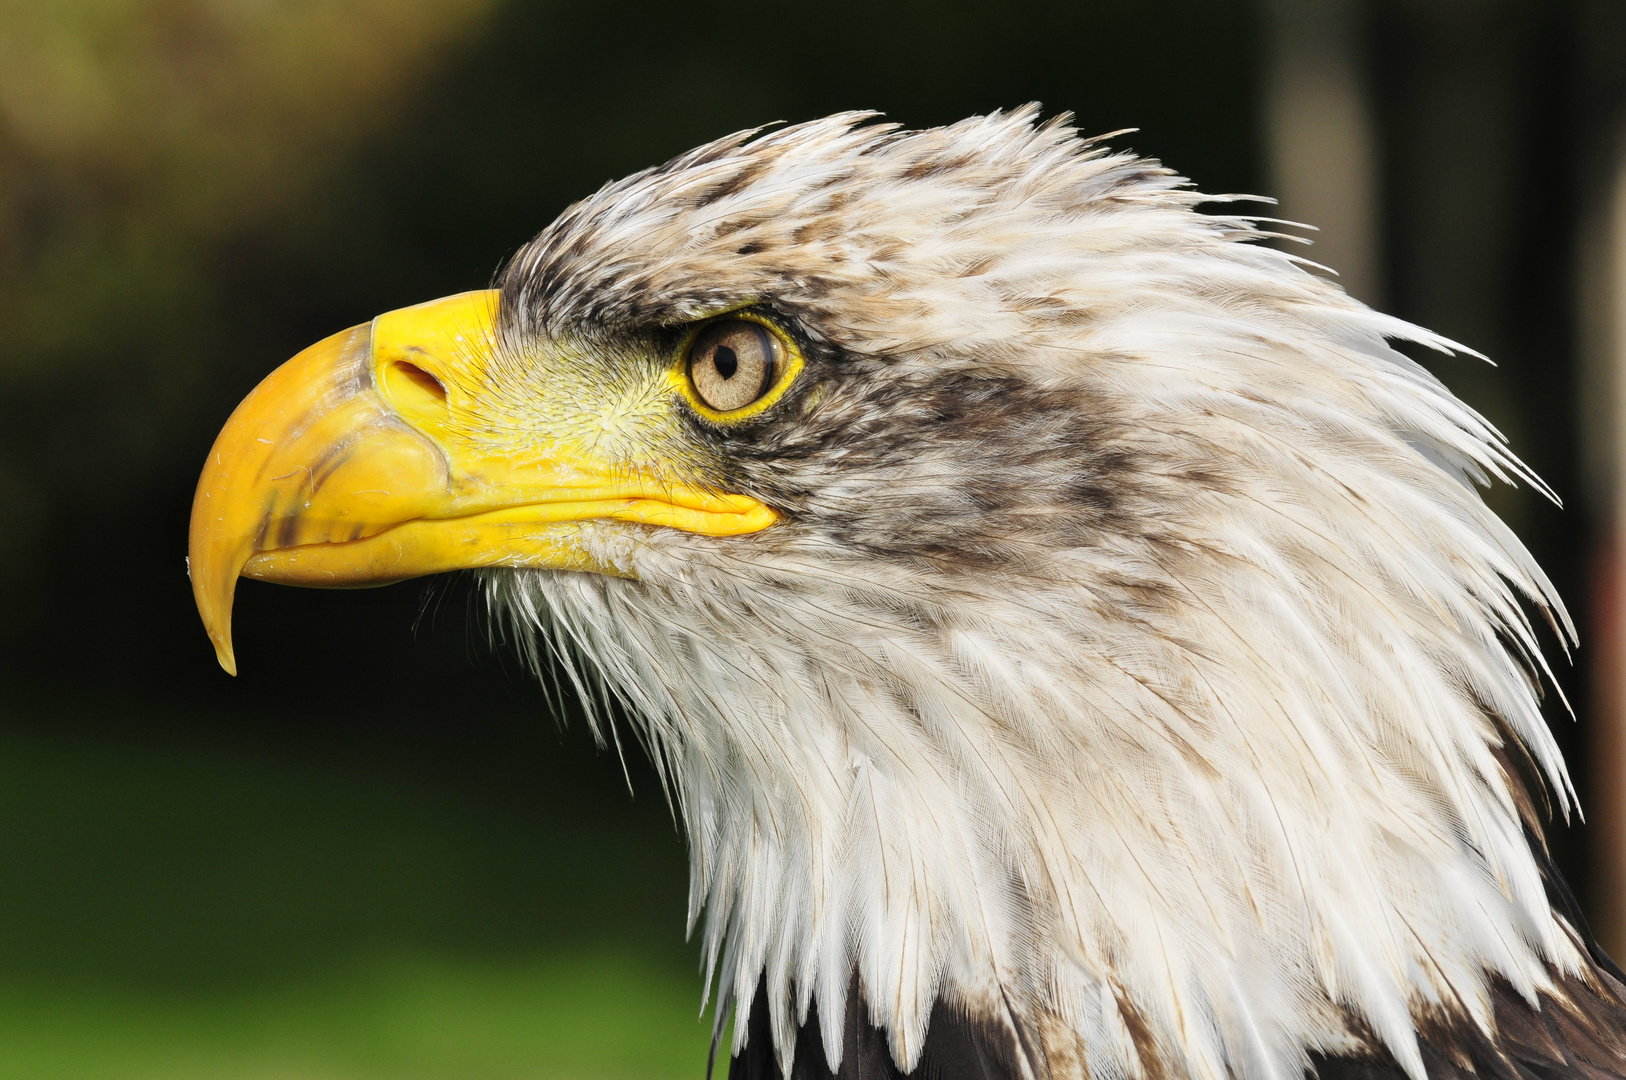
[0,951,713,1080]
[0,707,715,1079]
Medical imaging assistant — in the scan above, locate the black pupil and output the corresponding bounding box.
[714,345,738,380]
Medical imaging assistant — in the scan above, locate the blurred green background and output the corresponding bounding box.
[0,1,1620,1076]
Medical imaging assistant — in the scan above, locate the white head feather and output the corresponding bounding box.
[487,108,1583,1080]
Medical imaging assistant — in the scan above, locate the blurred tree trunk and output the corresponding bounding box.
[1573,0,1626,959]
[1262,0,1383,307]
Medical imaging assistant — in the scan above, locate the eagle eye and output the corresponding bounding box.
[686,319,783,414]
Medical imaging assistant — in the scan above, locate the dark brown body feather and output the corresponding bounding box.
[727,977,1025,1079]
[1312,830,1626,1080]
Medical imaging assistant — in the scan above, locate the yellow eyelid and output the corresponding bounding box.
[670,311,806,423]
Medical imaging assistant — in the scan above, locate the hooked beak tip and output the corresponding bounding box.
[190,552,243,677]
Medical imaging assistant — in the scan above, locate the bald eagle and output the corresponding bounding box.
[189,109,1626,1080]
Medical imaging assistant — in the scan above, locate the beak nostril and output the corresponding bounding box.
[392,361,447,402]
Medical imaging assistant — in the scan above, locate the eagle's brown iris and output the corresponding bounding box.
[688,319,781,412]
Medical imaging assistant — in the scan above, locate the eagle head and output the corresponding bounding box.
[189,109,1626,1080]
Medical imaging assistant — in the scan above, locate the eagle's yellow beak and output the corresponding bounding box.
[189,290,775,675]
